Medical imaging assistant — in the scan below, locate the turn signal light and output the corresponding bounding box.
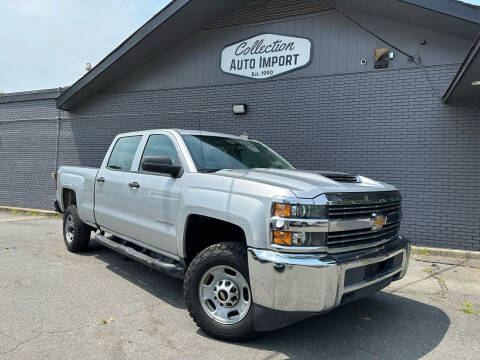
[273,203,291,217]
[272,231,292,246]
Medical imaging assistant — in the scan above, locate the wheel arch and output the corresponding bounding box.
[61,187,77,210]
[181,213,250,264]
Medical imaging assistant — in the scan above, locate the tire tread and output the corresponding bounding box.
[183,242,256,341]
[63,205,90,252]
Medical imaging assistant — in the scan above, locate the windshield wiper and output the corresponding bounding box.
[203,169,223,173]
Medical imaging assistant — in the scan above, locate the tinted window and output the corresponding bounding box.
[182,135,292,172]
[140,135,181,170]
[107,136,142,170]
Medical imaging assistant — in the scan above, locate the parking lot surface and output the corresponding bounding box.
[1,213,479,360]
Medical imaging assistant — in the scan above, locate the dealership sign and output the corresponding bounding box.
[221,34,312,79]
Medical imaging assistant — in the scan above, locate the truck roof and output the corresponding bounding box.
[117,129,249,140]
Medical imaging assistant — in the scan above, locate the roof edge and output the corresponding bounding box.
[400,0,480,25]
[0,88,67,105]
[56,0,190,110]
[55,0,480,110]
[442,32,480,103]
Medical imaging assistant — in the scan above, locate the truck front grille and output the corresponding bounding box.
[328,199,401,219]
[327,222,400,252]
[325,192,402,253]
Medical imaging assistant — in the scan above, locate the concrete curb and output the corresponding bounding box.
[412,245,480,260]
[0,206,59,217]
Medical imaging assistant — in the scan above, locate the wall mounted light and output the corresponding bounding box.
[233,104,247,115]
[471,81,480,86]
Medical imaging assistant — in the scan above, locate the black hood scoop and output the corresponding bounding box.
[298,170,360,183]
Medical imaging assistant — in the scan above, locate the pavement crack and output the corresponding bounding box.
[0,302,168,357]
[0,324,94,356]
[0,264,72,290]
[116,301,164,320]
[0,332,44,356]
[423,268,449,297]
[389,262,460,296]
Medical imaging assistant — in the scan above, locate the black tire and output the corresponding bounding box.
[183,242,256,341]
[63,205,91,252]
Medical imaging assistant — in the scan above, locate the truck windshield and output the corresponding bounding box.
[182,135,293,173]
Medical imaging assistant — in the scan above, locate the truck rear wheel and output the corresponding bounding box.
[183,242,256,341]
[63,205,91,252]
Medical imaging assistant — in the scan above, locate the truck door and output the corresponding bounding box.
[95,132,185,257]
[94,135,145,241]
[124,133,184,255]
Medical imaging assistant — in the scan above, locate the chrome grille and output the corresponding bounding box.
[327,222,400,252]
[326,192,402,253]
[328,200,401,219]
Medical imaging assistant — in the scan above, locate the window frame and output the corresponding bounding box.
[105,135,143,172]
[137,133,185,177]
[180,134,294,173]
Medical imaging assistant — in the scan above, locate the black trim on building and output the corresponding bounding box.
[401,0,480,25]
[0,88,65,104]
[443,33,480,103]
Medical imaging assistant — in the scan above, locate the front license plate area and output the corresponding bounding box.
[344,253,403,287]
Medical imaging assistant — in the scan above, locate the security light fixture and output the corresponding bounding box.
[233,104,247,114]
[471,81,480,86]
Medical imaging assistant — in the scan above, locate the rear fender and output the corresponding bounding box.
[58,173,95,224]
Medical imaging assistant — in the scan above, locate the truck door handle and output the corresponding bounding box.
[128,182,140,189]
[96,177,105,183]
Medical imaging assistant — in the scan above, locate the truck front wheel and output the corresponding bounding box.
[183,242,256,341]
[63,205,91,252]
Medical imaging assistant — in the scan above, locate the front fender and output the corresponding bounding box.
[176,188,270,258]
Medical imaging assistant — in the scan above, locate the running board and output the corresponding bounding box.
[94,234,185,279]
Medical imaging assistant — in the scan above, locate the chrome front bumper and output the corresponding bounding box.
[248,237,410,313]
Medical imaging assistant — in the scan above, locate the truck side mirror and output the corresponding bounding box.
[141,156,182,177]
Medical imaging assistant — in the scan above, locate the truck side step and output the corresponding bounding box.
[94,234,185,279]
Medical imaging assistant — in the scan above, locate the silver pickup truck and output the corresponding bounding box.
[55,129,410,341]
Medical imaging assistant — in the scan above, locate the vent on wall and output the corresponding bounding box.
[206,0,332,29]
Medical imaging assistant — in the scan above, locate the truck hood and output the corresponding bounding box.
[214,168,397,198]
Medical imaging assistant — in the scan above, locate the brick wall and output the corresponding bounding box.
[0,99,58,209]
[1,63,479,250]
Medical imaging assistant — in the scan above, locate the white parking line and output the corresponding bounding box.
[0,216,51,223]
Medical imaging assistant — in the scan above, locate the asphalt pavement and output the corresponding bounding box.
[0,212,479,359]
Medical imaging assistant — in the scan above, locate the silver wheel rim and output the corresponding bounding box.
[65,215,74,244]
[198,265,251,325]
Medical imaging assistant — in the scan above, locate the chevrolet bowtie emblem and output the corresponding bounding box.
[371,213,387,230]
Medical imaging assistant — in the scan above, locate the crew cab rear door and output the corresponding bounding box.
[94,134,145,242]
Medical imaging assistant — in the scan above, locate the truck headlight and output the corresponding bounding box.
[271,201,328,250]
[272,203,326,219]
[272,231,326,247]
